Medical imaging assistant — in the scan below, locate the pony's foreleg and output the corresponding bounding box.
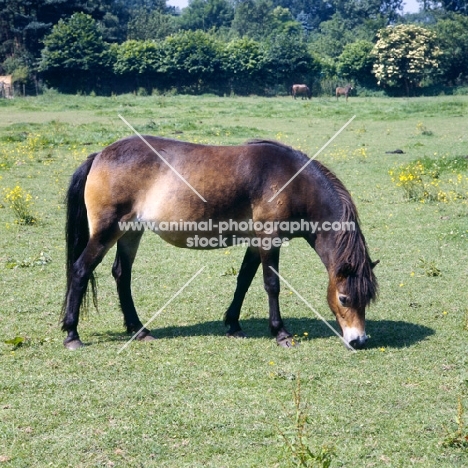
[224,247,261,337]
[62,238,109,349]
[112,232,155,341]
[259,246,294,347]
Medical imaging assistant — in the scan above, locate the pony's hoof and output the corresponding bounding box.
[64,339,84,350]
[276,336,299,348]
[227,330,247,338]
[136,333,157,342]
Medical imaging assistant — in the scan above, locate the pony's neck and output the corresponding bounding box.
[306,226,340,271]
[302,161,356,270]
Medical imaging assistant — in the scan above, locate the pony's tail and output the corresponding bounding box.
[61,152,99,319]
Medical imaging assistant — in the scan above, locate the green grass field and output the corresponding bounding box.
[0,94,467,467]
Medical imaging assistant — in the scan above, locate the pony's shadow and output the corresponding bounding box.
[91,318,434,350]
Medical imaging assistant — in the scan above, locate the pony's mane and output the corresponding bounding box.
[247,139,291,149]
[312,159,378,308]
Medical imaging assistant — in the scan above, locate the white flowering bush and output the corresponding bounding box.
[371,24,441,95]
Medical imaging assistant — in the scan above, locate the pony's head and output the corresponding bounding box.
[308,160,379,349]
[327,259,379,350]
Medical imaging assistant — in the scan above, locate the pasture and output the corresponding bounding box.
[0,93,467,467]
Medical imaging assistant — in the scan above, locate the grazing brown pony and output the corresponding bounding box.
[336,84,353,101]
[291,84,311,100]
[62,136,378,350]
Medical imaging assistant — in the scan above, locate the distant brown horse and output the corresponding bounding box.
[291,84,311,100]
[62,136,378,350]
[336,84,353,102]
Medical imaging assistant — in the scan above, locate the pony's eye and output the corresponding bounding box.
[338,295,348,306]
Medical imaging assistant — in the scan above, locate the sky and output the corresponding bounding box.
[167,0,421,13]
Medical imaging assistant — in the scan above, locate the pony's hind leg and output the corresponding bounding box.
[112,231,155,341]
[62,237,110,349]
[224,247,261,337]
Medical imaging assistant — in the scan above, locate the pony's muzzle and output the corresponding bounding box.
[345,334,367,351]
[342,328,368,350]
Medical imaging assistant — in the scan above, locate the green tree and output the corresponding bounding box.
[332,0,404,25]
[275,0,334,29]
[160,30,224,92]
[309,13,356,58]
[222,37,265,94]
[127,8,177,40]
[231,0,275,39]
[0,0,172,61]
[114,40,164,92]
[0,0,49,60]
[179,0,234,31]
[371,24,441,95]
[39,13,112,93]
[308,9,386,61]
[337,40,375,88]
[271,6,303,35]
[433,14,468,85]
[274,0,403,32]
[263,33,319,91]
[0,0,139,61]
[1,54,32,86]
[422,0,468,13]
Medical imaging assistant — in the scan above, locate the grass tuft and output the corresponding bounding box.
[443,397,468,450]
[278,374,336,467]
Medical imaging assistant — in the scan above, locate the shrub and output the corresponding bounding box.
[3,186,37,225]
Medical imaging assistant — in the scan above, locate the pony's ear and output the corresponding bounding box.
[371,259,380,269]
